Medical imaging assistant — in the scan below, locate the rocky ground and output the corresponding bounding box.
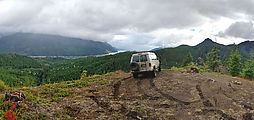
[16,70,254,120]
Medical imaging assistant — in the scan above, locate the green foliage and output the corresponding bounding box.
[206,45,221,72]
[40,84,71,102]
[0,95,47,120]
[167,110,174,117]
[46,52,133,83]
[0,54,45,87]
[170,66,185,71]
[182,52,193,67]
[242,57,254,80]
[0,54,42,68]
[80,70,87,80]
[227,45,242,76]
[0,80,7,92]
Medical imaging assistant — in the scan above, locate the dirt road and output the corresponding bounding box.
[62,70,254,119]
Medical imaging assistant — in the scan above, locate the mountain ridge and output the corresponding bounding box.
[0,32,117,56]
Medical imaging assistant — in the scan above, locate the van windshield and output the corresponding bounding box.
[132,56,139,62]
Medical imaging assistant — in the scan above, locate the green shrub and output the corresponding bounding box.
[0,80,7,92]
[227,45,242,76]
[242,59,254,80]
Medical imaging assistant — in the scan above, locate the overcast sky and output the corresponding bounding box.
[0,0,254,51]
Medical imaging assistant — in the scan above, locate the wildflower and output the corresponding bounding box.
[4,110,16,120]
[10,103,16,110]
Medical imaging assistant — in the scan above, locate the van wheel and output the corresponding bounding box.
[133,73,138,78]
[152,69,157,78]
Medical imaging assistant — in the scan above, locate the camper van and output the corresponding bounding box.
[130,52,161,78]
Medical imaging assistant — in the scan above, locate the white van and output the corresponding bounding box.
[130,52,161,78]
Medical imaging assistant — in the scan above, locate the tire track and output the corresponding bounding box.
[149,78,191,105]
[198,109,236,120]
[195,84,236,119]
[136,78,162,100]
[196,85,214,107]
[113,76,132,99]
[243,113,253,120]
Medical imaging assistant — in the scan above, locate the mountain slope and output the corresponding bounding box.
[0,54,44,86]
[156,38,253,68]
[0,33,116,56]
[0,54,42,68]
[238,41,254,57]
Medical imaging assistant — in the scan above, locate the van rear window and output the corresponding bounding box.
[140,55,147,62]
[132,56,139,62]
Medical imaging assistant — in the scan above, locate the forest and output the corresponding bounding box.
[0,40,253,87]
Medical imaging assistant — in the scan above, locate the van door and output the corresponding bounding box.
[140,55,148,71]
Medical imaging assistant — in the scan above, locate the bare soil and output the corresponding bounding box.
[53,70,254,119]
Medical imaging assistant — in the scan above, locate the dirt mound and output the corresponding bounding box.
[32,70,254,119]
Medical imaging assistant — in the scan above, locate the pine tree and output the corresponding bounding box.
[182,52,193,67]
[242,55,254,80]
[206,45,221,72]
[227,44,242,76]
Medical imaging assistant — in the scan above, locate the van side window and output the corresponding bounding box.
[140,55,147,62]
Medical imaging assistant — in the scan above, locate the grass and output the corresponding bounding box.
[0,71,119,119]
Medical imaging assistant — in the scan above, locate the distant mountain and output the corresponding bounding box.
[155,38,254,68]
[0,33,117,56]
[150,47,163,51]
[196,38,216,46]
[238,41,254,57]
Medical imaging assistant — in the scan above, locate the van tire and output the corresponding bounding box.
[133,73,138,78]
[152,69,157,78]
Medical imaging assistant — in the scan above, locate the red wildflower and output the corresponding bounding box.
[4,110,16,120]
[10,103,16,110]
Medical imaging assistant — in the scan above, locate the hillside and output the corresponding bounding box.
[155,38,254,68]
[2,70,253,119]
[0,54,45,87]
[0,33,116,56]
[0,54,42,68]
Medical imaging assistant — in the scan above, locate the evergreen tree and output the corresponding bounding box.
[182,52,193,67]
[227,44,242,76]
[206,45,221,72]
[80,70,87,80]
[242,55,254,80]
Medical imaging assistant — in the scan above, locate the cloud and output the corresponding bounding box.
[219,21,254,39]
[109,33,156,51]
[0,0,254,50]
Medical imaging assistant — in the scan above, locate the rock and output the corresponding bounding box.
[191,67,199,73]
[208,79,216,82]
[110,104,122,111]
[232,80,242,85]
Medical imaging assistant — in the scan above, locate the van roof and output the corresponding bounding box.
[132,52,155,56]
